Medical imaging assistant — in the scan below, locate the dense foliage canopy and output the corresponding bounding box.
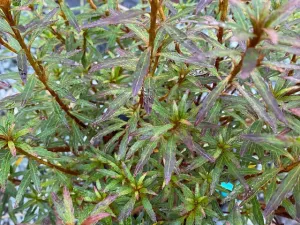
[0,0,300,224]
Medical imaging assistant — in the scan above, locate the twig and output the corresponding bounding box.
[87,0,97,10]
[0,37,17,53]
[3,12,87,128]
[215,0,228,71]
[17,147,80,175]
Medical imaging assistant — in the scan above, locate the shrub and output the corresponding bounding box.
[0,0,299,224]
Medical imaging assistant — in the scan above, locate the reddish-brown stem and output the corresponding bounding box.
[215,0,228,71]
[17,147,80,175]
[87,0,97,10]
[50,26,66,45]
[4,12,87,128]
[0,37,17,53]
[148,0,158,56]
[47,146,85,152]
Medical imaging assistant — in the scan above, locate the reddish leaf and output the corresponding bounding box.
[251,70,287,124]
[263,28,278,44]
[264,165,300,217]
[132,48,151,96]
[240,48,259,80]
[289,108,300,117]
[82,10,144,29]
[182,134,215,163]
[0,81,11,89]
[143,76,155,114]
[81,213,110,225]
[196,0,213,15]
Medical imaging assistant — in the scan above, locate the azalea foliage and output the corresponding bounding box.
[0,0,300,224]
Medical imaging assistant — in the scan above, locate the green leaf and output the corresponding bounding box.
[118,196,136,221]
[132,48,151,96]
[0,18,14,34]
[127,24,148,44]
[265,1,299,28]
[15,170,31,207]
[293,180,300,221]
[17,50,27,84]
[7,141,16,156]
[164,136,176,185]
[60,3,80,33]
[142,197,156,222]
[63,186,75,224]
[0,152,12,190]
[118,131,129,160]
[134,141,158,175]
[195,77,229,125]
[264,165,300,217]
[90,121,126,145]
[229,206,243,225]
[252,69,287,124]
[240,168,280,206]
[89,57,138,73]
[29,160,41,193]
[81,213,110,225]
[240,48,259,79]
[251,197,264,225]
[143,76,155,114]
[92,91,131,125]
[234,82,277,132]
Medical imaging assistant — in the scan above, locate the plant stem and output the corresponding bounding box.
[215,0,228,71]
[4,12,87,128]
[17,147,80,176]
[148,0,158,56]
[0,37,17,53]
[87,0,97,10]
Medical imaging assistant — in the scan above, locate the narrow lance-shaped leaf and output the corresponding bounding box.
[93,91,131,125]
[164,136,176,185]
[195,77,229,125]
[210,156,224,195]
[23,7,59,34]
[293,180,300,222]
[15,170,31,207]
[142,197,157,222]
[89,57,138,73]
[196,0,213,15]
[240,48,259,79]
[60,3,80,33]
[29,160,41,193]
[0,152,12,191]
[134,141,158,175]
[265,1,300,28]
[63,186,75,224]
[229,206,243,225]
[82,10,144,29]
[118,196,136,221]
[182,134,215,162]
[225,152,249,191]
[17,50,27,84]
[251,197,264,225]
[81,213,110,225]
[91,195,118,215]
[21,74,37,106]
[143,76,155,114]
[7,140,16,156]
[264,165,300,217]
[132,48,151,96]
[234,82,277,132]
[127,24,148,44]
[0,81,11,89]
[251,69,287,124]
